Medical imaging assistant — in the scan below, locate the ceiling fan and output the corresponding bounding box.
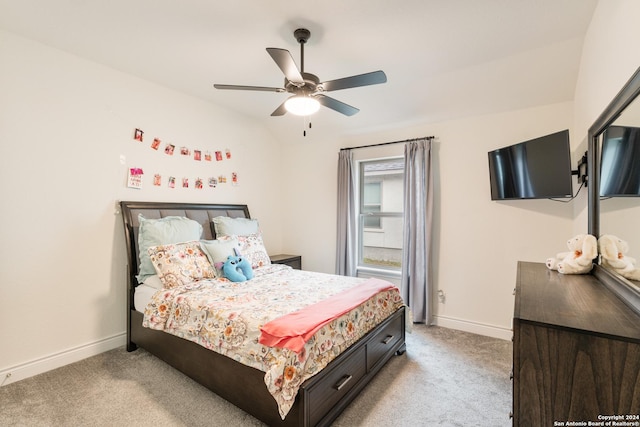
[214,28,387,117]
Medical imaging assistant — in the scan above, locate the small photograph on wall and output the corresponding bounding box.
[180,147,190,156]
[164,144,175,155]
[153,174,162,186]
[151,138,161,150]
[215,151,223,161]
[208,177,218,188]
[205,151,212,161]
[182,177,189,188]
[194,150,201,161]
[232,172,238,185]
[127,168,143,189]
[225,148,232,159]
[195,178,203,189]
[134,128,144,141]
[168,176,176,188]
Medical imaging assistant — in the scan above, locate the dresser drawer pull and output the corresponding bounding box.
[382,335,394,344]
[334,374,353,391]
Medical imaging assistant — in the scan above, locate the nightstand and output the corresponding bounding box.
[269,254,302,270]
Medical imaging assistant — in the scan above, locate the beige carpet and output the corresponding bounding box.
[0,325,512,426]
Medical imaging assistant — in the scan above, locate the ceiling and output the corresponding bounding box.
[0,0,598,143]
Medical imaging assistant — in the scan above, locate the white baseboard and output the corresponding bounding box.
[432,315,513,341]
[0,332,126,387]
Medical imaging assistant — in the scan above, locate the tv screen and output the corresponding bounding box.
[488,130,573,200]
[600,125,640,197]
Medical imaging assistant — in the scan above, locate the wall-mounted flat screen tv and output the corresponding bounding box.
[488,130,572,200]
[600,125,640,197]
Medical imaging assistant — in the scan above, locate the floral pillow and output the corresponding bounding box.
[148,241,216,289]
[136,215,203,284]
[220,233,271,269]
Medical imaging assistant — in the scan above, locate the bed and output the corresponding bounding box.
[120,201,407,427]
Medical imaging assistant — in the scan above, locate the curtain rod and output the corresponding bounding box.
[339,136,434,152]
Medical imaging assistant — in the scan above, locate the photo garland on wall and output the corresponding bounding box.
[130,128,238,189]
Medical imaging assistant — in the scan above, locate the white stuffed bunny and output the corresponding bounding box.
[546,234,597,274]
[598,234,640,281]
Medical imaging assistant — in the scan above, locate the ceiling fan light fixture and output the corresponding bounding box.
[284,95,320,116]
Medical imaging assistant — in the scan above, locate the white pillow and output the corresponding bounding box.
[212,216,259,237]
[143,275,164,290]
[200,237,241,275]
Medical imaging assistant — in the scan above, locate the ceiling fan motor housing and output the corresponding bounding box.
[294,28,311,44]
[285,72,321,94]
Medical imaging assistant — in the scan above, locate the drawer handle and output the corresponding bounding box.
[382,335,394,344]
[334,374,353,391]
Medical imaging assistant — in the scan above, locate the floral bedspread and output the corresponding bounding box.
[142,264,404,419]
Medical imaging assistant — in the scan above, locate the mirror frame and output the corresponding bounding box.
[588,66,640,316]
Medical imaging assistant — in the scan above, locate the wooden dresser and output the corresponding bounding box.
[512,261,640,426]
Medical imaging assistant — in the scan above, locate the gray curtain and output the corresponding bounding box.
[335,150,357,276]
[401,138,433,323]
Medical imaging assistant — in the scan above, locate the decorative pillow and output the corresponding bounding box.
[212,216,259,237]
[200,237,241,276]
[147,241,216,289]
[220,233,271,269]
[137,215,203,283]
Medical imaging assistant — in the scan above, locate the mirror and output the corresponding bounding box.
[588,66,640,315]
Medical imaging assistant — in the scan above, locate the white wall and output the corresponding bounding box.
[0,30,283,383]
[281,102,576,339]
[573,0,640,247]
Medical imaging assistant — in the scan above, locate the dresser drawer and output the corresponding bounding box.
[307,345,367,426]
[366,312,403,371]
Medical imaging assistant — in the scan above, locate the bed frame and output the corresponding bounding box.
[120,201,406,427]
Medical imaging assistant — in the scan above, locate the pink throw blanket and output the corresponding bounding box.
[259,278,396,353]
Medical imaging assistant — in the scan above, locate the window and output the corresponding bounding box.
[358,158,404,271]
[362,182,382,228]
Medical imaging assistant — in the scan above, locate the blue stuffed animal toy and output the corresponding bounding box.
[222,255,253,282]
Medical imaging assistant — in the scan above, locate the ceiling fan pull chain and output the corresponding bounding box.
[303,116,312,137]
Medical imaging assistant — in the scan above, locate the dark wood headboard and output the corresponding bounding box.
[120,200,250,306]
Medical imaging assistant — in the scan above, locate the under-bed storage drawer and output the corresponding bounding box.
[366,312,403,371]
[307,345,367,426]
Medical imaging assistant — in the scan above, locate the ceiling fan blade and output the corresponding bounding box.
[316,94,359,116]
[214,84,284,92]
[266,48,304,84]
[321,70,387,92]
[270,100,288,116]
